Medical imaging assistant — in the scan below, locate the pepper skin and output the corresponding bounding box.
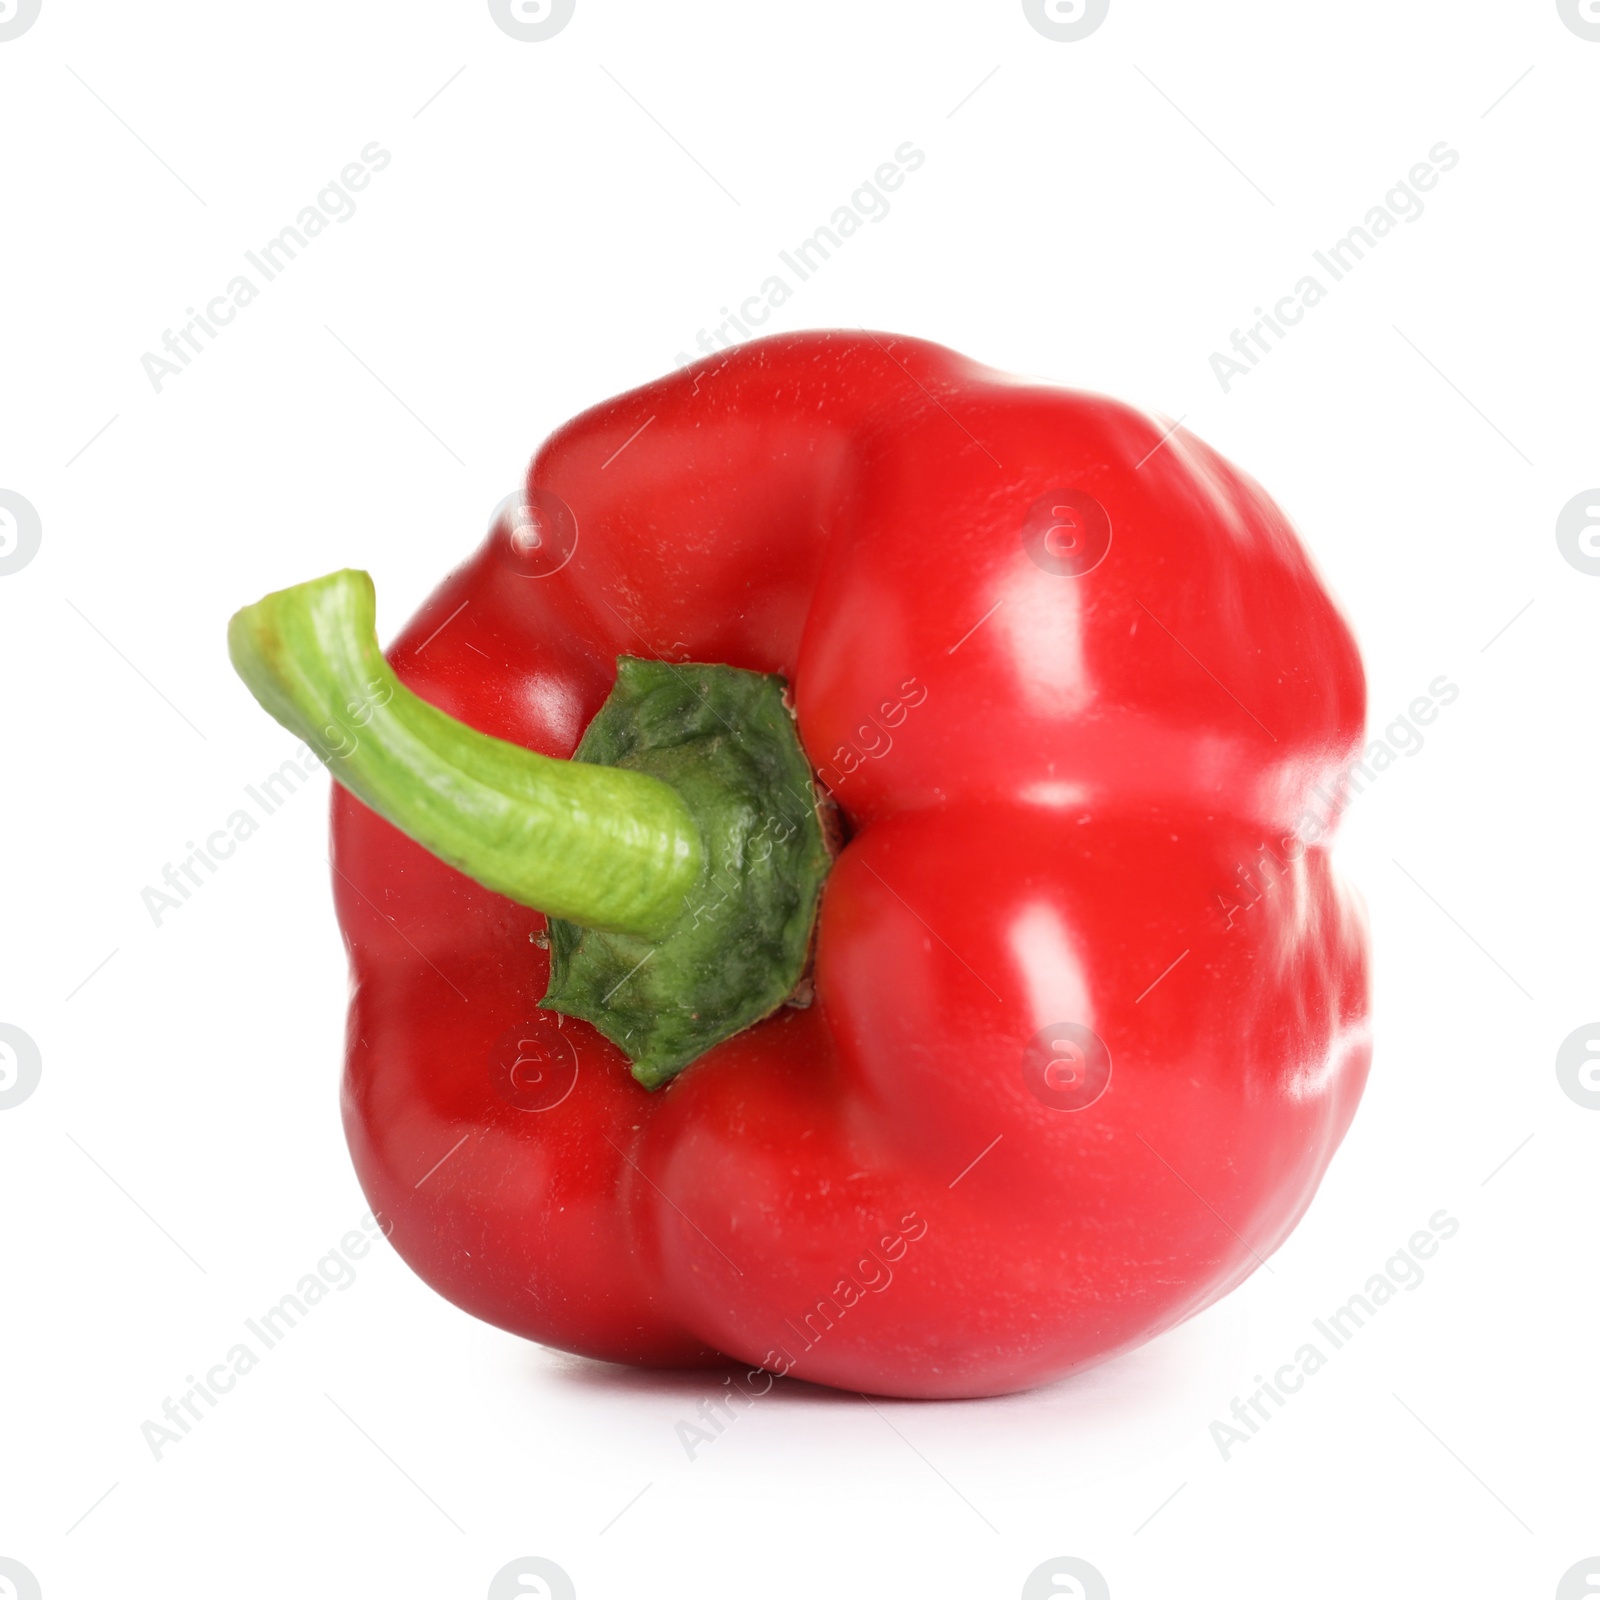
[326,332,1369,1400]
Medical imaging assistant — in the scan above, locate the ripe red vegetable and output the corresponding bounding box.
[230,331,1369,1399]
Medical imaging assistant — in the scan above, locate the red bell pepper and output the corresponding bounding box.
[229,331,1369,1400]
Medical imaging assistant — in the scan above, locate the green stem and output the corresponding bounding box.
[227,570,703,936]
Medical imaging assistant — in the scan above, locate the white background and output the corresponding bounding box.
[2,2,1596,1596]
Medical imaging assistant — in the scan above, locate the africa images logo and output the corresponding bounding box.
[1022,0,1109,42]
[0,489,42,575]
[0,0,42,42]
[1557,0,1600,41]
[1556,489,1600,574]
[489,0,575,42]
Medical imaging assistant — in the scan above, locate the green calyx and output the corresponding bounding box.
[227,570,831,1088]
[542,657,832,1088]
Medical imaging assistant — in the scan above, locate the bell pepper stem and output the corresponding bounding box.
[227,569,703,937]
